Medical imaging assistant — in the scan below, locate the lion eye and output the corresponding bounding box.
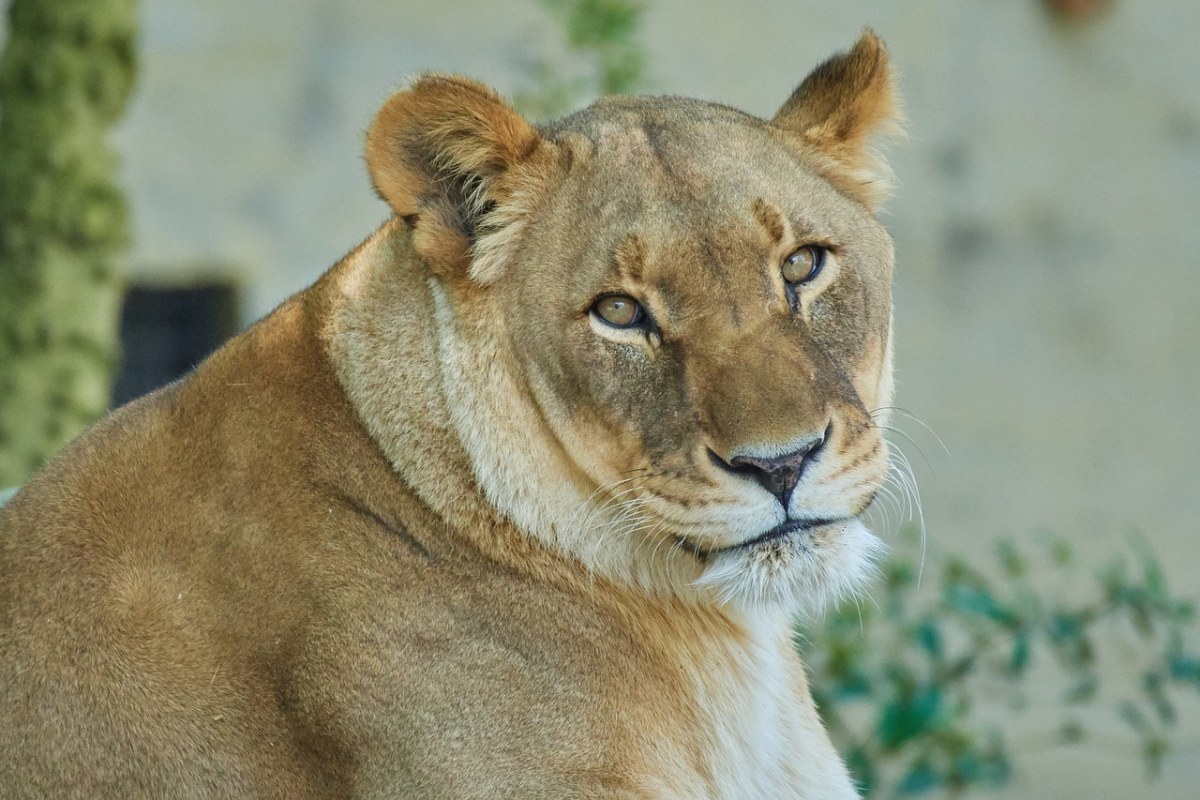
[593,295,646,328]
[782,245,826,284]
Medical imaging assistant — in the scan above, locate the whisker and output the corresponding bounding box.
[886,446,926,588]
[877,424,933,471]
[870,406,949,456]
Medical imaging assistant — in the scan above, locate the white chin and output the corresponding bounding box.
[691,518,885,616]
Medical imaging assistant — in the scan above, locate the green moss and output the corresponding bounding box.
[0,0,138,485]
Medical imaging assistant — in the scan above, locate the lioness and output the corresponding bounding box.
[0,32,900,799]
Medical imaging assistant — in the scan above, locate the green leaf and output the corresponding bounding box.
[1047,611,1082,642]
[1144,735,1169,778]
[564,0,642,48]
[1168,655,1200,686]
[1059,718,1086,743]
[953,746,1011,788]
[1063,673,1097,704]
[843,746,875,797]
[944,585,1018,627]
[914,618,941,658]
[1136,540,1167,598]
[896,759,942,795]
[1046,612,1094,669]
[886,557,916,590]
[877,686,942,751]
[830,668,873,700]
[1143,671,1176,724]
[1008,633,1030,676]
[996,538,1026,578]
[1118,700,1148,732]
[1048,534,1075,565]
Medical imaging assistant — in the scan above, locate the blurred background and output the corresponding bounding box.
[1,0,1197,797]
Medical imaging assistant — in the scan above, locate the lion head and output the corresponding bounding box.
[359,32,900,614]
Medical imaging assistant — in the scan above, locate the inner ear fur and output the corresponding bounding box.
[365,74,546,279]
[772,30,901,210]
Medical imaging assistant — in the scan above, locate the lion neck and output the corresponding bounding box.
[323,220,489,541]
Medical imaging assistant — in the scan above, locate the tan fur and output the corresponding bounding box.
[0,32,900,798]
[773,31,901,209]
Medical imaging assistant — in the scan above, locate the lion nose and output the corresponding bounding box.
[712,426,830,508]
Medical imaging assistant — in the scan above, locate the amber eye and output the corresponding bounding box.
[592,295,646,329]
[782,245,826,284]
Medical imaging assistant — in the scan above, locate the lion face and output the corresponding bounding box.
[365,34,899,612]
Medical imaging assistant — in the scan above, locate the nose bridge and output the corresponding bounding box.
[696,321,830,453]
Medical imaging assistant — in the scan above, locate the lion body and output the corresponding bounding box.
[0,34,900,798]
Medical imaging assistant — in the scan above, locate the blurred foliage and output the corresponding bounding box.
[515,0,646,120]
[0,0,139,485]
[800,529,1200,797]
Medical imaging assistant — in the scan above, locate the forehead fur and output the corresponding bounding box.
[538,96,878,234]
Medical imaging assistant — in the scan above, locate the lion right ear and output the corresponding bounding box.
[772,31,901,210]
[365,74,546,281]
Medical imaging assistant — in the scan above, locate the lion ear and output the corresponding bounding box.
[772,30,901,210]
[365,74,544,280]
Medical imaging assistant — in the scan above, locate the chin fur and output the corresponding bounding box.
[691,519,886,616]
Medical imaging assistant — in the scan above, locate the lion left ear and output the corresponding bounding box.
[365,74,550,282]
[772,30,901,210]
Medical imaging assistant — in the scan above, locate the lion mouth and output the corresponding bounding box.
[678,516,853,561]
